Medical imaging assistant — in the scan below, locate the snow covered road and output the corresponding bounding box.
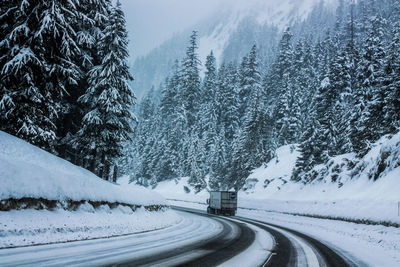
[174,207,356,267]
[0,207,358,267]
[0,210,259,266]
[0,210,222,266]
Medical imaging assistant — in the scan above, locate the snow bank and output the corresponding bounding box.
[234,134,400,225]
[233,138,400,224]
[0,207,180,248]
[237,209,400,266]
[152,176,209,203]
[0,131,165,206]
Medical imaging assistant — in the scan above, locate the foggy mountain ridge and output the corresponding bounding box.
[130,0,338,99]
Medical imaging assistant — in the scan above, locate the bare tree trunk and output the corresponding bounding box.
[104,163,110,181]
[89,149,97,174]
[113,165,118,183]
[99,152,105,179]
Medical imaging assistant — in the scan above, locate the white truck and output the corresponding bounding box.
[206,191,237,216]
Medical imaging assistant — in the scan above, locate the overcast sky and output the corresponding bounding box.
[120,0,230,61]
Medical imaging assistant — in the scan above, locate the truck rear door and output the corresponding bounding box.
[221,192,237,210]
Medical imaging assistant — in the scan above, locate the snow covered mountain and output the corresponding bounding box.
[197,0,337,66]
[131,0,337,99]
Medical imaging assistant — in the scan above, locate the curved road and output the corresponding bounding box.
[173,206,357,267]
[0,210,253,267]
[0,206,357,267]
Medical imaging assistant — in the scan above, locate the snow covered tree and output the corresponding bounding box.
[209,126,227,190]
[220,63,240,143]
[298,41,318,128]
[326,47,352,155]
[187,132,207,191]
[57,0,112,163]
[180,31,201,130]
[0,0,80,151]
[238,45,262,123]
[75,1,136,180]
[383,1,400,131]
[350,13,386,155]
[129,0,400,188]
[272,28,297,145]
[202,51,217,107]
[292,111,326,182]
[199,51,219,159]
[229,45,274,189]
[311,78,332,161]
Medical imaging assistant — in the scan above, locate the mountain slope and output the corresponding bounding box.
[151,131,400,225]
[131,0,337,99]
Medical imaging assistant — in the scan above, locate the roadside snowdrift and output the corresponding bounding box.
[0,131,165,206]
[153,132,400,225]
[0,131,180,248]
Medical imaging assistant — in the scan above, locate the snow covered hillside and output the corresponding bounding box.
[0,131,164,206]
[0,131,180,248]
[198,0,337,66]
[151,132,400,226]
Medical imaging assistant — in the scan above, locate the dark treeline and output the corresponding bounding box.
[130,0,400,190]
[0,0,136,181]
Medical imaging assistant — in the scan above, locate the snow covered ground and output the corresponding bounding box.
[0,131,178,248]
[148,132,400,265]
[0,131,164,206]
[0,207,180,248]
[152,135,400,225]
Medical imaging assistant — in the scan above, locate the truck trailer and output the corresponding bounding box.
[206,191,237,216]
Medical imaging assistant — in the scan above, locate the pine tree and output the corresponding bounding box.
[238,56,249,119]
[273,28,297,145]
[187,132,207,191]
[383,1,400,130]
[292,111,325,182]
[365,14,387,138]
[238,45,262,122]
[299,41,318,128]
[350,13,386,155]
[0,0,80,151]
[76,1,136,180]
[229,45,274,189]
[220,63,240,142]
[202,51,217,106]
[57,0,112,163]
[327,45,352,155]
[199,51,218,160]
[209,126,227,190]
[313,77,332,161]
[181,31,201,130]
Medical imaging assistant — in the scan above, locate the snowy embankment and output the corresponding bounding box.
[0,131,180,248]
[150,131,400,266]
[153,132,400,226]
